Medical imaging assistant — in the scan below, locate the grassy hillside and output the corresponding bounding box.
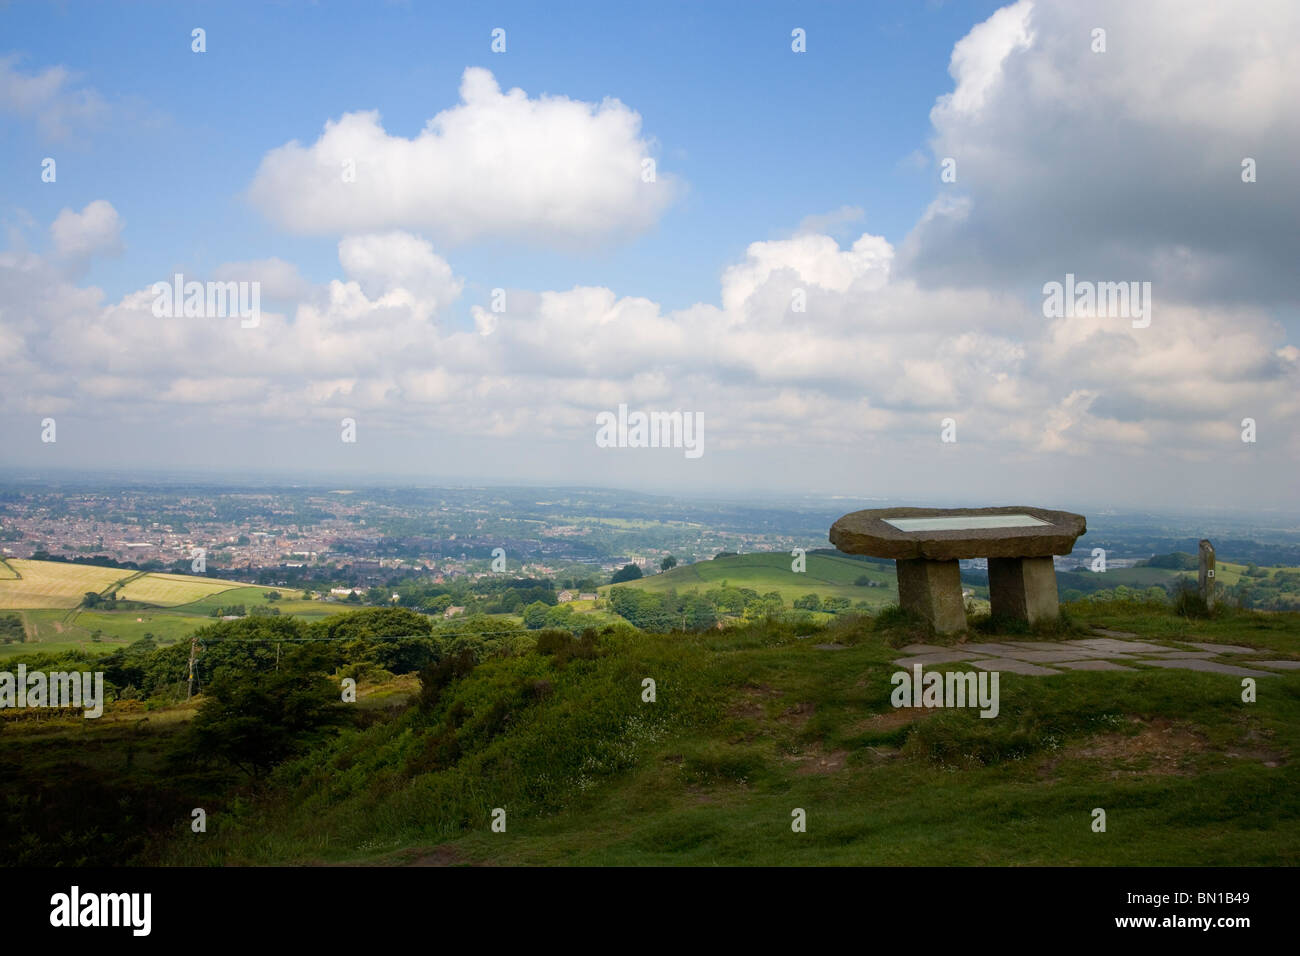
[133,600,1299,866]
[602,551,897,605]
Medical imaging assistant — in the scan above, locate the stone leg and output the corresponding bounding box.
[988,556,1059,625]
[895,558,967,634]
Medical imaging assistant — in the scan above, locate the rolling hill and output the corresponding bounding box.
[599,551,898,606]
[0,559,315,657]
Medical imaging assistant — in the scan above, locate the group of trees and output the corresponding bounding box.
[354,576,559,616]
[1139,552,1200,570]
[605,583,870,631]
[793,594,853,612]
[0,613,23,644]
[8,606,526,713]
[607,587,718,631]
[610,564,643,583]
[81,590,118,608]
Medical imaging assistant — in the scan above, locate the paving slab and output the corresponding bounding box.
[1138,659,1278,677]
[971,658,1061,676]
[1068,638,1171,653]
[1246,660,1300,671]
[1136,650,1218,660]
[892,651,987,667]
[1044,645,1138,659]
[1012,641,1082,651]
[1054,660,1137,672]
[993,649,1102,664]
[996,643,1126,660]
[814,643,846,651]
[959,642,1033,655]
[1182,642,1258,655]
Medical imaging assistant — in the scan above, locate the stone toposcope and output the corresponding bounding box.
[829,506,1087,635]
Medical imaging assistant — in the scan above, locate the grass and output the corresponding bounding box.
[0,570,350,651]
[5,598,1295,865]
[151,601,1300,866]
[603,551,897,606]
[0,558,281,611]
[115,572,244,606]
[0,560,130,608]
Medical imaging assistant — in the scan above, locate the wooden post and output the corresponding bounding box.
[1198,539,1216,610]
[186,637,199,700]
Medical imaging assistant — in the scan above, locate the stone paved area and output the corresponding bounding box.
[892,630,1298,677]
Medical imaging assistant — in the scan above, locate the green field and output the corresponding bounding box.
[116,572,245,606]
[0,559,132,609]
[0,559,279,610]
[602,551,897,606]
[1058,560,1279,593]
[0,561,348,653]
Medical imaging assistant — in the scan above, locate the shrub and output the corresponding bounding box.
[1173,585,1210,618]
[534,628,599,665]
[416,649,478,712]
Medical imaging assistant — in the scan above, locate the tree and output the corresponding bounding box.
[543,603,576,630]
[660,555,678,572]
[793,593,822,611]
[522,601,550,629]
[173,645,351,777]
[682,595,717,630]
[611,563,643,584]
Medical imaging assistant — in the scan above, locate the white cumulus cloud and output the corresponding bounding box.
[247,67,678,246]
[50,200,123,259]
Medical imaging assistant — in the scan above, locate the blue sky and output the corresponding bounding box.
[2,0,1003,321]
[1,0,1297,510]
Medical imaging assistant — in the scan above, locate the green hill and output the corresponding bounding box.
[169,601,1300,865]
[600,551,897,606]
[5,600,1300,865]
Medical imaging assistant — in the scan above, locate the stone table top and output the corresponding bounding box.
[829,505,1087,561]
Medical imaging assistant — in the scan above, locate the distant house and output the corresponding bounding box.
[557,590,575,603]
[329,587,360,597]
[578,592,597,602]
[444,606,465,619]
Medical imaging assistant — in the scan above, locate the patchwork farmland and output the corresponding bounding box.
[0,559,339,657]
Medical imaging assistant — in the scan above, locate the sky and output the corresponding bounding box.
[1,0,1297,512]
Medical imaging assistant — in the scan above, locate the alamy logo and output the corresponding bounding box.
[1042,273,1151,328]
[0,665,105,718]
[890,664,999,718]
[595,404,704,459]
[50,886,151,936]
[152,273,260,328]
